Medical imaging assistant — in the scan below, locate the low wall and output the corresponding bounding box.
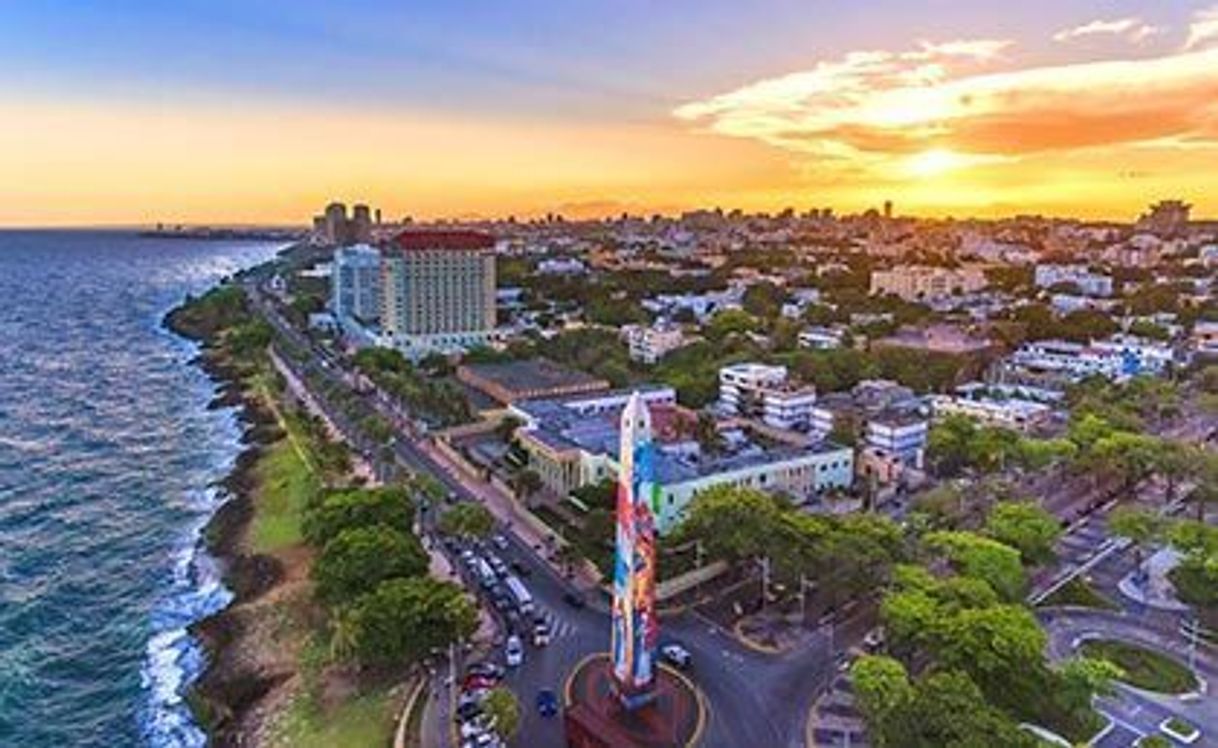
[657,560,729,602]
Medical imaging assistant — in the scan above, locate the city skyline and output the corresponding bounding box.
[3,1,1218,225]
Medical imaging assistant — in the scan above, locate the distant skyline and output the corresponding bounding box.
[2,1,1217,226]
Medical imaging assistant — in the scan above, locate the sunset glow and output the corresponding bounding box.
[1,2,1217,224]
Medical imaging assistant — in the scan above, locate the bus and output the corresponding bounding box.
[503,575,534,615]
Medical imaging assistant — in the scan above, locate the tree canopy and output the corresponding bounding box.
[339,576,477,666]
[437,502,496,539]
[313,525,429,604]
[303,487,415,546]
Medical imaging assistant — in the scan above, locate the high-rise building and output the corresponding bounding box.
[351,204,373,244]
[331,244,382,324]
[610,392,659,710]
[379,230,497,356]
[324,202,349,245]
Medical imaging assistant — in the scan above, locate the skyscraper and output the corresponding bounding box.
[351,204,373,244]
[324,202,349,245]
[610,392,660,710]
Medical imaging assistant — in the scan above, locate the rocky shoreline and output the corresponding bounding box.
[164,301,289,747]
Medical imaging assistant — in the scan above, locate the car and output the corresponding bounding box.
[459,714,494,739]
[562,591,586,609]
[455,699,482,722]
[486,554,509,577]
[466,662,504,681]
[533,618,551,647]
[509,559,532,577]
[459,549,475,564]
[862,628,885,653]
[463,673,498,692]
[536,688,559,718]
[491,534,510,551]
[505,635,524,667]
[661,643,692,669]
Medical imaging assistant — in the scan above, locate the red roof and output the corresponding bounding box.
[389,230,496,251]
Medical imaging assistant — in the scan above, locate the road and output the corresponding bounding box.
[245,283,851,747]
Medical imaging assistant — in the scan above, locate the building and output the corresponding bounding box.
[865,410,929,469]
[930,392,1051,432]
[1010,335,1175,382]
[456,359,609,405]
[510,387,853,533]
[799,326,845,350]
[314,201,380,246]
[379,230,498,357]
[1192,321,1218,357]
[537,257,587,275]
[351,204,373,244]
[623,323,687,364]
[718,363,817,431]
[869,266,987,302]
[1034,264,1113,297]
[330,244,382,324]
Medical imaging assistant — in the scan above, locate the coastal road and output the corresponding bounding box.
[247,282,848,747]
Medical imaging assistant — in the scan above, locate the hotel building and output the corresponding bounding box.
[379,230,497,357]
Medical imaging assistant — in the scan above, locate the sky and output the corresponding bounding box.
[0,1,1216,226]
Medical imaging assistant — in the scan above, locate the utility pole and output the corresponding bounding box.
[755,556,771,612]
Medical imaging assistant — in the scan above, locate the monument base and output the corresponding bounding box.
[564,653,703,748]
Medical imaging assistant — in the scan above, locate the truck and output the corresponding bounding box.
[503,575,534,615]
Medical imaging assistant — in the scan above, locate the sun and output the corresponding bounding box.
[904,148,968,179]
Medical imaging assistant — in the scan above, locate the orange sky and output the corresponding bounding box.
[2,5,1217,225]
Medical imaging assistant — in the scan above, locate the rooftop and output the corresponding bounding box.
[458,358,608,402]
[389,229,496,251]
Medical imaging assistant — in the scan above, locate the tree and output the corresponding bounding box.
[1108,506,1164,574]
[926,531,1026,601]
[303,487,416,546]
[742,282,785,320]
[313,525,429,604]
[851,656,915,747]
[705,308,759,341]
[437,502,495,539]
[984,502,1062,565]
[678,485,786,561]
[482,687,521,739]
[342,576,477,666]
[511,469,543,502]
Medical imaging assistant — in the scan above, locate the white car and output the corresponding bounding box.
[661,644,692,669]
[505,635,524,667]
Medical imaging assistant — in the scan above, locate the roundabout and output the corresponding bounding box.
[564,653,705,747]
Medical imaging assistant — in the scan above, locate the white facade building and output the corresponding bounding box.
[930,394,1051,432]
[719,363,817,430]
[1034,264,1113,297]
[623,323,687,364]
[331,244,382,324]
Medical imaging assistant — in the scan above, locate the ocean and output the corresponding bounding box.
[0,231,281,747]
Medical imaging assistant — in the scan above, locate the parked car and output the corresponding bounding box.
[509,559,532,577]
[455,700,482,722]
[505,635,524,667]
[661,643,692,669]
[536,688,559,718]
[492,534,510,551]
[562,591,586,609]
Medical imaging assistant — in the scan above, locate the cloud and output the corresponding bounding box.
[674,41,1218,179]
[1186,4,1218,49]
[1053,17,1162,44]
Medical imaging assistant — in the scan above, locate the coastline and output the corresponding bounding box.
[164,298,289,746]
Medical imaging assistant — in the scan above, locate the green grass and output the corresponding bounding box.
[249,438,322,553]
[1037,578,1118,610]
[1080,640,1199,694]
[272,686,396,748]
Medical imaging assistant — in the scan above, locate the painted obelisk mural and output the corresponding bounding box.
[610,392,660,709]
